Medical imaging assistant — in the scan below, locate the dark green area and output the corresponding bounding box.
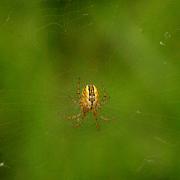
[0,0,180,179]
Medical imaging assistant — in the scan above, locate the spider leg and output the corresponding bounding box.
[100,115,110,122]
[67,113,81,121]
[76,77,81,99]
[67,111,88,128]
[68,77,81,105]
[68,95,79,104]
[66,113,81,127]
[101,88,109,106]
[93,110,100,130]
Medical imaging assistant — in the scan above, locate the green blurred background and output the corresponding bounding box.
[0,0,180,179]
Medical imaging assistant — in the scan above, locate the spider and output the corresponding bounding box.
[67,78,109,129]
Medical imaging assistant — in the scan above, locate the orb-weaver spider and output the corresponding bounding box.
[67,78,109,129]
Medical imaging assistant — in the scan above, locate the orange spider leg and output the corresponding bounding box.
[93,110,100,130]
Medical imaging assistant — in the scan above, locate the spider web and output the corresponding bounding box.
[0,0,180,180]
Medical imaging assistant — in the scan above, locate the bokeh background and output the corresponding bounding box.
[0,0,180,179]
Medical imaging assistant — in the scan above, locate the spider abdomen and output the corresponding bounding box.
[80,84,99,111]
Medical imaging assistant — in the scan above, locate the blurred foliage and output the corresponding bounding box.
[0,0,180,179]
